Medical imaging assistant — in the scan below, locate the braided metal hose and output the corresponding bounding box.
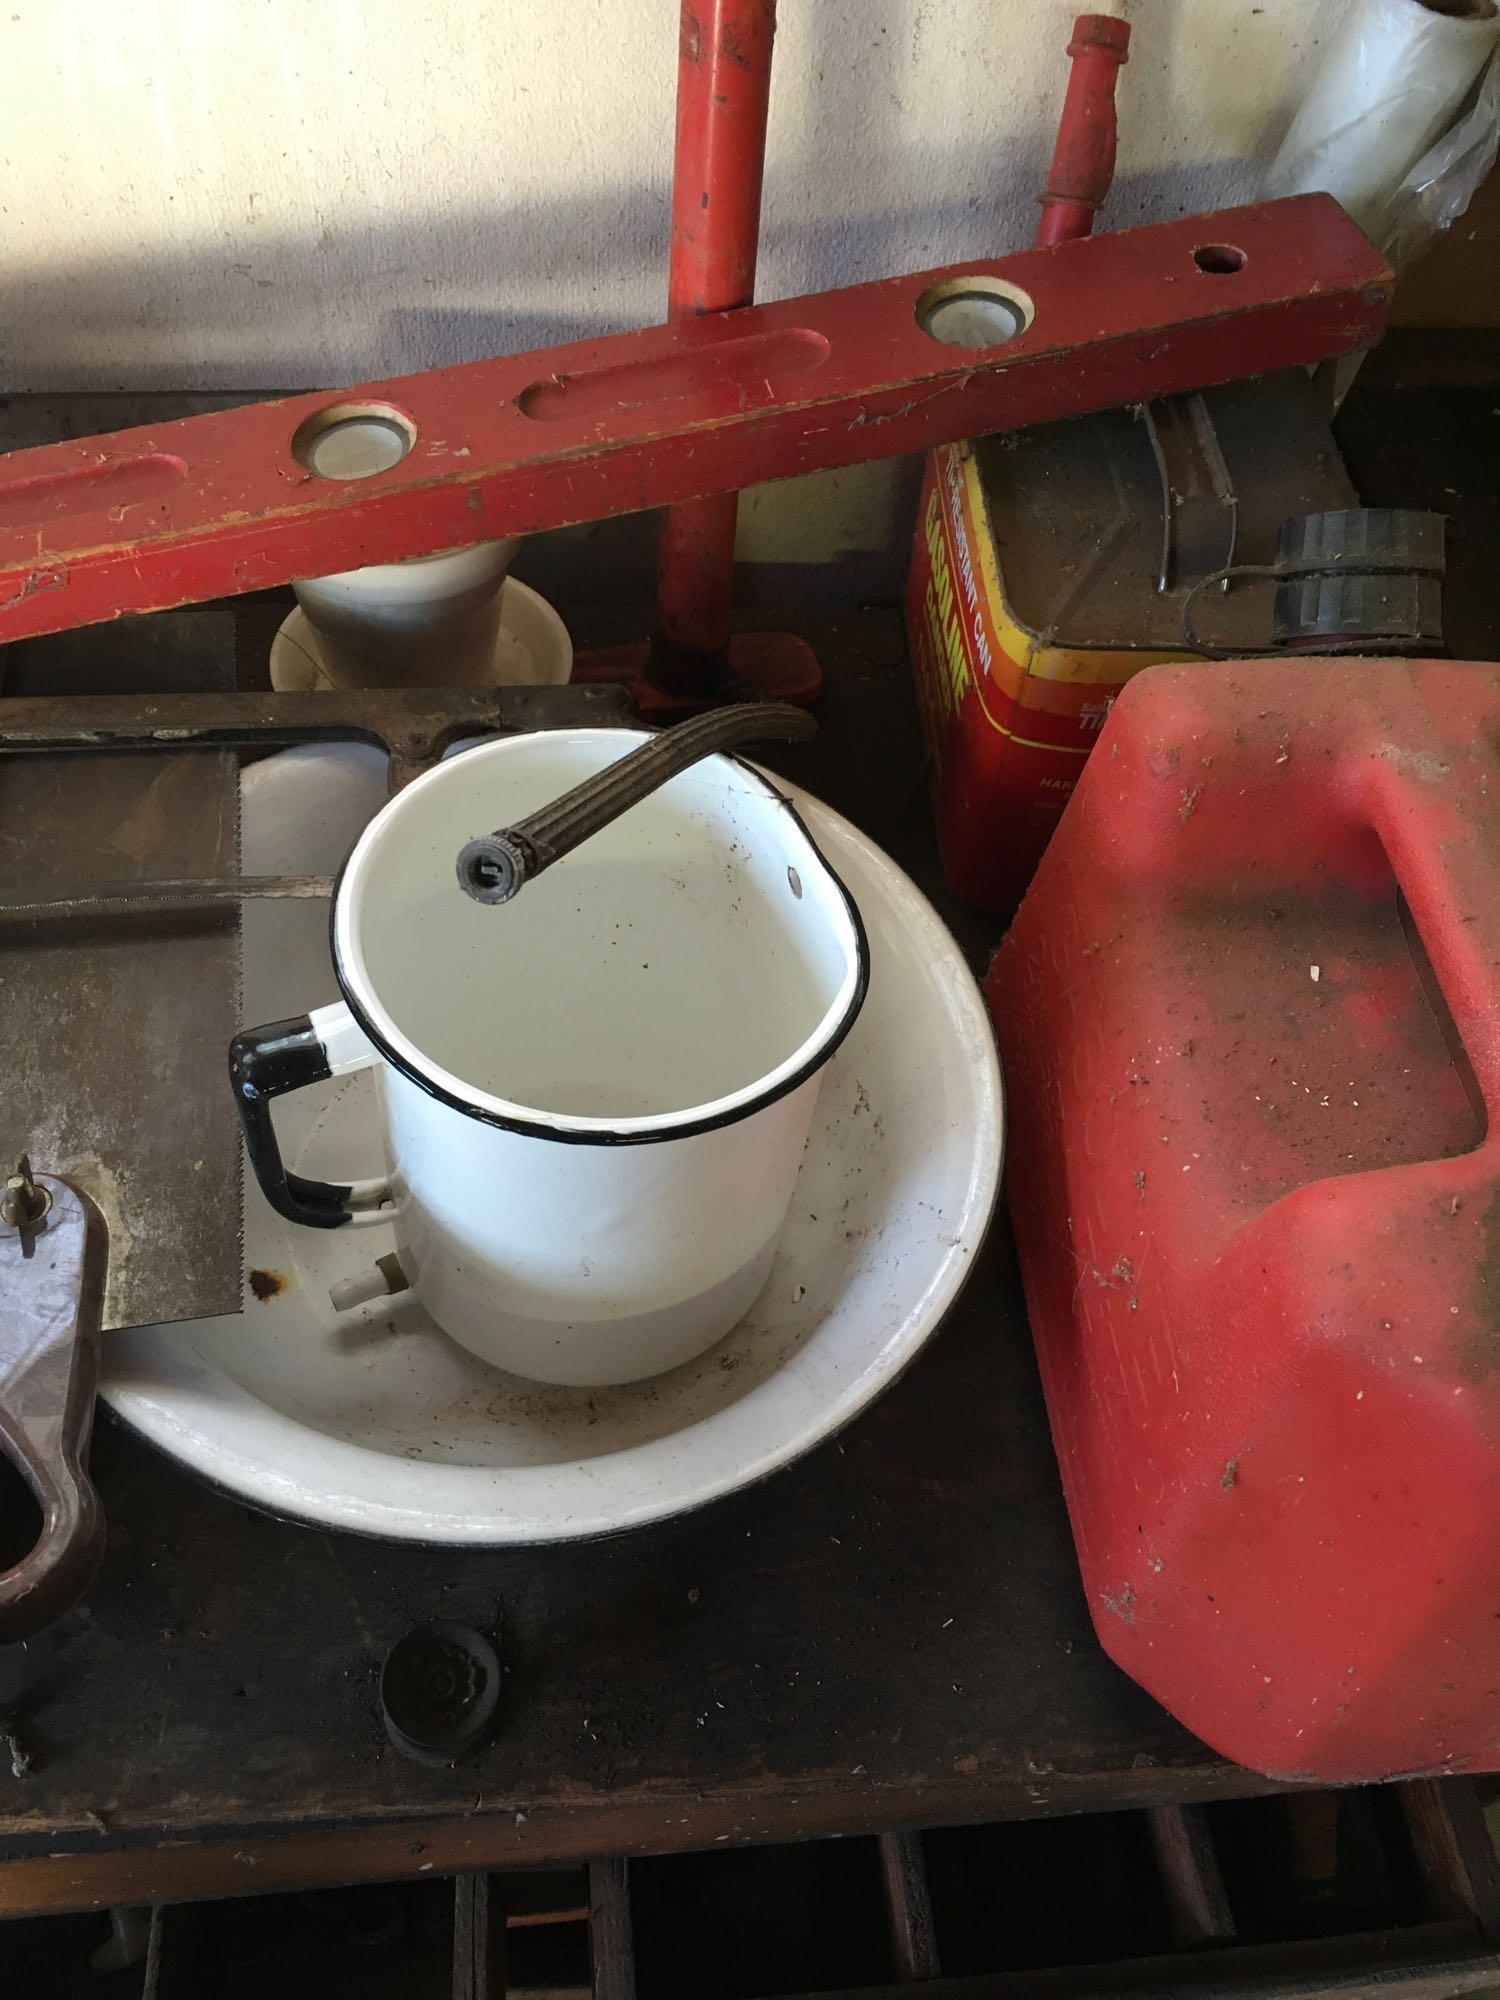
[455,703,816,905]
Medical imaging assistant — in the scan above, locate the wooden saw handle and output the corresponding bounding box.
[0,1171,108,1639]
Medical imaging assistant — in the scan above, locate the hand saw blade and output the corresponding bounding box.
[0,608,245,1330]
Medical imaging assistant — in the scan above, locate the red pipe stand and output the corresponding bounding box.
[654,0,775,687]
[1035,15,1131,249]
[645,0,822,707]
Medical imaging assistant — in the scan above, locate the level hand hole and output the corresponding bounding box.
[1193,243,1248,275]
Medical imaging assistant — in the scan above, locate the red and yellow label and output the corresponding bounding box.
[906,441,1184,912]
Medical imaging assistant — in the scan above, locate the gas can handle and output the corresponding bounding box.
[1366,687,1500,1132]
[455,701,816,905]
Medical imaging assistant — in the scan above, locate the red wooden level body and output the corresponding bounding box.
[0,195,1388,647]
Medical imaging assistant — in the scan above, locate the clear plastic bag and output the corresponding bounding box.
[1382,50,1500,266]
[1263,0,1500,268]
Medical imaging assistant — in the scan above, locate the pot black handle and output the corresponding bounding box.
[229,1013,360,1229]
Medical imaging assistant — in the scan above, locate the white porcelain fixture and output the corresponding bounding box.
[292,538,521,688]
[271,576,573,692]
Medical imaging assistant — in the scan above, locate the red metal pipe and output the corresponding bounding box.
[654,0,777,692]
[667,0,777,317]
[1035,14,1131,248]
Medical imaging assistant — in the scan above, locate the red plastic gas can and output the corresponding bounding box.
[989,658,1500,1782]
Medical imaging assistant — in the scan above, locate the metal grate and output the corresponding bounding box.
[5,1778,1498,1998]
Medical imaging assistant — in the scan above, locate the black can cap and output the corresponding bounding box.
[380,1622,501,1766]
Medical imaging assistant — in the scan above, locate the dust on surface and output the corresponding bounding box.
[1461,1184,1500,1382]
[21,1151,135,1323]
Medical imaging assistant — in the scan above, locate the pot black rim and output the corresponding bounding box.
[326,748,871,1148]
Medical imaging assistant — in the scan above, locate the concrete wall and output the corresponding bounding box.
[0,0,1349,392]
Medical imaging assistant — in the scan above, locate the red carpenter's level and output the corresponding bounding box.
[0,195,1389,648]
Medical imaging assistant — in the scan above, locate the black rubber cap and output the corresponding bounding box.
[380,1622,501,1766]
[1275,506,1446,577]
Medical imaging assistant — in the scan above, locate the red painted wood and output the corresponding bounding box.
[0,195,1389,646]
[1035,14,1131,248]
[656,0,778,678]
[666,0,777,319]
[990,657,1500,1782]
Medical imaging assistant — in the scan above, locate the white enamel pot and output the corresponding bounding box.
[229,728,869,1387]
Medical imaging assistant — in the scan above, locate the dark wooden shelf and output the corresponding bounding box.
[0,609,1255,1918]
